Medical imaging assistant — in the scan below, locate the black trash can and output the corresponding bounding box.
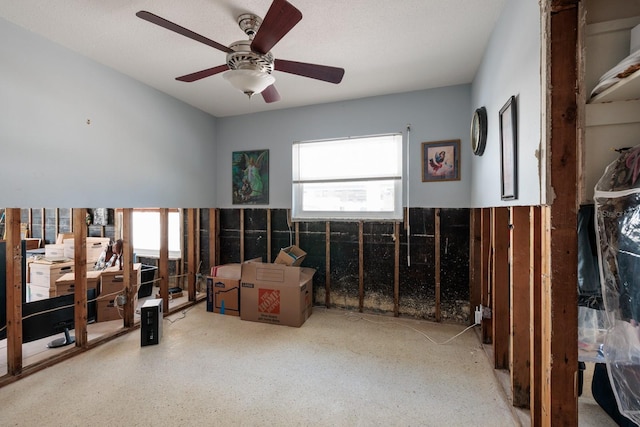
[138,265,158,298]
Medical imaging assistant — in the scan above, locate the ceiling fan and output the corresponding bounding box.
[136,0,345,103]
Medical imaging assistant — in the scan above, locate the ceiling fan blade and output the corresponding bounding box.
[136,11,233,54]
[274,59,344,84]
[251,0,302,55]
[262,85,281,103]
[176,65,229,82]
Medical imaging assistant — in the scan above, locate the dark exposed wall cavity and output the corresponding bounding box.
[216,208,470,323]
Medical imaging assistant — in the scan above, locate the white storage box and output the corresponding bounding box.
[44,244,65,260]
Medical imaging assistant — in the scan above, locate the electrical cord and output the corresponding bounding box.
[165,305,195,324]
[314,308,479,345]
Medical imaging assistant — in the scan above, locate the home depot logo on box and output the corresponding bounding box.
[258,288,280,314]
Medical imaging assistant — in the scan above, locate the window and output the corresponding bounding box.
[292,133,403,221]
[132,209,182,258]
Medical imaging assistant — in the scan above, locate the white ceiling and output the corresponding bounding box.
[0,0,506,118]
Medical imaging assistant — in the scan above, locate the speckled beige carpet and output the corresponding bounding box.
[1,304,521,426]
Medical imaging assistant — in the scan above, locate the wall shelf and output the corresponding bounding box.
[589,67,640,104]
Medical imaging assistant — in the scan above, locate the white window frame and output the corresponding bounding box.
[132,209,182,259]
[292,133,404,221]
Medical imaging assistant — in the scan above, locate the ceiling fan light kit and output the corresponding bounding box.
[136,0,344,103]
[223,69,275,98]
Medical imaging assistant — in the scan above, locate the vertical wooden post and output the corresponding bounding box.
[55,208,59,241]
[160,208,169,314]
[121,208,135,327]
[295,222,300,247]
[187,208,197,301]
[358,221,364,313]
[481,208,492,344]
[435,208,441,322]
[73,209,88,347]
[470,209,482,325]
[492,207,510,369]
[239,209,245,263]
[27,209,33,237]
[40,208,45,241]
[325,221,331,308]
[208,208,219,269]
[540,1,579,424]
[208,208,215,270]
[530,206,543,425]
[266,209,272,263]
[6,208,22,375]
[510,206,531,408]
[195,209,201,277]
[179,210,185,281]
[394,221,400,317]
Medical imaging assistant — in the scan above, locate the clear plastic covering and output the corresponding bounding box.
[594,145,640,424]
[577,204,608,362]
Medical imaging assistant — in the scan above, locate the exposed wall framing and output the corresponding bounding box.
[492,207,510,370]
[541,0,579,424]
[1,207,204,387]
[216,207,470,321]
[510,206,531,408]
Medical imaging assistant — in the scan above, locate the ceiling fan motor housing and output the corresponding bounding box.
[226,40,274,73]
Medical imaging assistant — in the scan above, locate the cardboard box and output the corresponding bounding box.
[24,238,41,250]
[100,263,141,296]
[28,284,54,301]
[29,261,74,289]
[207,260,261,315]
[206,276,240,316]
[86,237,110,262]
[210,258,261,277]
[208,263,242,315]
[97,298,122,322]
[56,233,74,244]
[55,270,101,296]
[96,293,137,322]
[240,262,315,327]
[274,245,307,266]
[63,237,110,263]
[44,244,65,260]
[210,263,242,279]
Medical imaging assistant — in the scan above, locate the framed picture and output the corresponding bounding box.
[232,149,269,205]
[499,96,518,200]
[421,139,461,182]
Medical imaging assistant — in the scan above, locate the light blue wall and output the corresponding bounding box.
[0,18,217,208]
[470,0,542,207]
[1,0,541,211]
[216,86,473,208]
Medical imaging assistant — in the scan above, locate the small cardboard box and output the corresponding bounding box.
[55,270,101,296]
[207,262,244,316]
[206,276,241,316]
[56,233,74,244]
[86,237,110,263]
[240,262,315,327]
[63,237,110,263]
[44,244,65,260]
[29,261,74,289]
[100,263,142,296]
[97,298,121,322]
[28,284,55,302]
[274,245,307,266]
[96,293,137,322]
